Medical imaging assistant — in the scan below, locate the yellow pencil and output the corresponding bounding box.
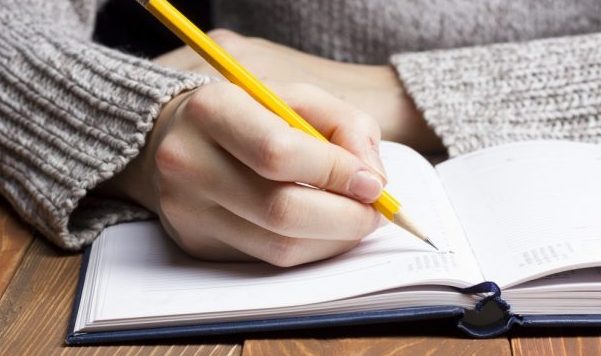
[135,0,437,250]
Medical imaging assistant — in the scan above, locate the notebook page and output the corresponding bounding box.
[436,141,601,288]
[82,143,482,327]
[504,268,601,314]
[505,267,601,294]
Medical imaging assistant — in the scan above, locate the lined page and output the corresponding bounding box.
[83,142,482,326]
[437,141,601,288]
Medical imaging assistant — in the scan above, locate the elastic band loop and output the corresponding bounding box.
[458,281,510,312]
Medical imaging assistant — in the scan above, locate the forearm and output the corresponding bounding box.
[391,32,601,157]
[0,0,210,249]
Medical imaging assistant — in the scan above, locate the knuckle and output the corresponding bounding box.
[183,83,243,127]
[181,88,214,123]
[255,134,292,179]
[183,83,222,120]
[264,189,300,233]
[350,110,382,141]
[320,149,346,189]
[155,135,218,189]
[155,134,190,176]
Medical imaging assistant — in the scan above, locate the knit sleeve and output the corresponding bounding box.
[391,33,601,157]
[0,1,211,249]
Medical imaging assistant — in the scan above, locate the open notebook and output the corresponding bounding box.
[67,140,601,344]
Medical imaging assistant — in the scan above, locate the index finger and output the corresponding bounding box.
[185,83,384,203]
[274,83,387,181]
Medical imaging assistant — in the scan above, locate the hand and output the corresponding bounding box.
[155,29,443,153]
[103,81,388,266]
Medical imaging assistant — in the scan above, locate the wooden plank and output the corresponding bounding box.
[0,198,34,296]
[243,335,511,355]
[243,337,511,356]
[0,238,242,355]
[512,333,601,356]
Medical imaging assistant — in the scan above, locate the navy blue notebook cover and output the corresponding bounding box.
[65,246,601,345]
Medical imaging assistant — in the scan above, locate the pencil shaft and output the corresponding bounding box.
[139,0,430,244]
[146,0,325,140]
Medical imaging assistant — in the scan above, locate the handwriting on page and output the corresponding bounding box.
[408,253,458,273]
[518,242,575,268]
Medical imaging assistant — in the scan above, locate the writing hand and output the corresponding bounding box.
[104,81,387,266]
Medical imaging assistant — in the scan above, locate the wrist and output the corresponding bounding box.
[95,91,191,212]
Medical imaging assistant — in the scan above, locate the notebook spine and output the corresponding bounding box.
[65,246,93,345]
[455,281,519,337]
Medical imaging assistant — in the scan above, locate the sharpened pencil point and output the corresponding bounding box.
[423,237,439,251]
[392,210,439,250]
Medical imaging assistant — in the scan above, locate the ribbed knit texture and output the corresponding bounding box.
[3,0,601,249]
[0,1,211,249]
[392,33,601,156]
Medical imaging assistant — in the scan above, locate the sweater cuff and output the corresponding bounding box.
[391,33,601,157]
[0,23,211,249]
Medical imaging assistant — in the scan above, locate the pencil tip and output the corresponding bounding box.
[391,211,439,250]
[424,237,439,251]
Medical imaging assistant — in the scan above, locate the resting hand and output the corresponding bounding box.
[103,82,387,266]
[155,29,442,153]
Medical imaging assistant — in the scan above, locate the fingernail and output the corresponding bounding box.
[349,170,382,202]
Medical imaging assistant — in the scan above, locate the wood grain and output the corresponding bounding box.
[0,238,242,356]
[512,334,601,356]
[243,336,511,356]
[0,198,34,296]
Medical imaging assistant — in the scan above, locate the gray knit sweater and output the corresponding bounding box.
[1,0,601,249]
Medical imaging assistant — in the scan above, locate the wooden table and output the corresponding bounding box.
[1,198,600,355]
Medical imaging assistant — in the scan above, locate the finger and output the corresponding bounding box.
[165,137,381,240]
[273,83,387,181]
[212,147,381,240]
[177,206,361,267]
[204,31,386,178]
[185,83,384,203]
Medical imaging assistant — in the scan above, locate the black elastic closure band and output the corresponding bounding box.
[458,281,510,312]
